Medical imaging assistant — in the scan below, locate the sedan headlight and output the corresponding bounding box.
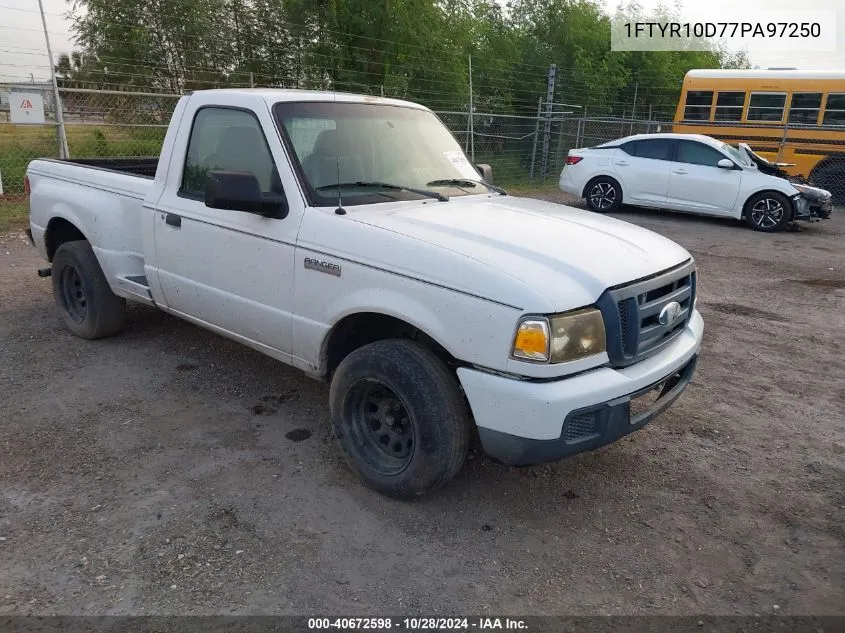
[512,308,606,363]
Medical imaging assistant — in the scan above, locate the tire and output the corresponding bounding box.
[809,158,845,206]
[51,240,126,339]
[329,339,471,499]
[744,191,792,232]
[584,177,622,213]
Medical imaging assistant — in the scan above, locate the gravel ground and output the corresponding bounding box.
[0,197,843,616]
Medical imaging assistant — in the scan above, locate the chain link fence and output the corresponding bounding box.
[2,86,844,223]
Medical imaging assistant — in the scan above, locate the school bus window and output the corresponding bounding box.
[788,93,822,124]
[747,92,786,122]
[683,91,713,121]
[822,94,845,126]
[714,92,745,122]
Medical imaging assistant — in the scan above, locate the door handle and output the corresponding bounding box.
[165,213,181,228]
[616,161,629,166]
[672,169,687,175]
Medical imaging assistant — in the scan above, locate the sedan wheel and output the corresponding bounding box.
[750,197,784,230]
[586,179,621,212]
[745,192,791,232]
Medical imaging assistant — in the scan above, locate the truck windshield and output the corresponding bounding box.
[273,101,494,206]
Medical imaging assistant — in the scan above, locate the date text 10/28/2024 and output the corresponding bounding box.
[308,618,528,630]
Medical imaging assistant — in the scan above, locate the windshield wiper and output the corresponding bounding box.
[316,181,448,202]
[427,178,508,196]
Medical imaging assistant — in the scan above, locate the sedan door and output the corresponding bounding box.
[665,140,742,215]
[611,138,673,206]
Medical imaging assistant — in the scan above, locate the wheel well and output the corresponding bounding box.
[45,218,86,261]
[323,313,455,380]
[742,190,794,219]
[581,175,621,198]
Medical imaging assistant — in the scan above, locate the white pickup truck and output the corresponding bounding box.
[27,89,703,498]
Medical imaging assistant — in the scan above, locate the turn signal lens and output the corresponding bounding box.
[512,319,550,362]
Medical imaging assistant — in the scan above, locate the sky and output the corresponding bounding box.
[0,0,841,86]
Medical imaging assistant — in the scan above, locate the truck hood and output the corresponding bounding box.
[347,195,692,311]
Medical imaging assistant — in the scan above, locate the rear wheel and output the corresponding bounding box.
[744,192,792,232]
[329,339,471,499]
[585,177,622,213]
[52,240,125,339]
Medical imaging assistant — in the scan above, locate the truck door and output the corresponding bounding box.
[152,105,299,358]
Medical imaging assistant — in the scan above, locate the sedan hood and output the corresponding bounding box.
[348,195,692,311]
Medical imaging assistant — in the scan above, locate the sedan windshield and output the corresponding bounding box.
[273,101,494,206]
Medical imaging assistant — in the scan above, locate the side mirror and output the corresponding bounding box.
[204,171,289,219]
[475,163,493,183]
[717,158,735,170]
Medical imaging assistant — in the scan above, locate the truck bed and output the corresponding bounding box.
[27,156,157,305]
[56,157,159,179]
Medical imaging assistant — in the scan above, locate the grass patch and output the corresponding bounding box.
[0,197,29,233]
[0,123,165,196]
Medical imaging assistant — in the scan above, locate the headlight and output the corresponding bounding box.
[512,308,606,364]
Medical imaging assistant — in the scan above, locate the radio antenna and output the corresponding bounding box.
[332,69,346,215]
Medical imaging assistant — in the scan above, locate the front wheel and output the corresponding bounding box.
[329,339,471,499]
[745,192,792,232]
[585,177,622,213]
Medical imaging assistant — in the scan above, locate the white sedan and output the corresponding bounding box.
[559,133,809,232]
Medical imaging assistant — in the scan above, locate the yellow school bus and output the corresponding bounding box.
[673,69,845,201]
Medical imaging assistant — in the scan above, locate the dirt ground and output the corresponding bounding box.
[1,196,843,616]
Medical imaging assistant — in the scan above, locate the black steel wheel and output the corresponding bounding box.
[330,339,471,498]
[585,177,622,213]
[344,379,415,476]
[57,264,88,323]
[51,240,126,339]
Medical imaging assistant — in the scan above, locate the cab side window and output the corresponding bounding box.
[676,141,727,167]
[181,107,282,198]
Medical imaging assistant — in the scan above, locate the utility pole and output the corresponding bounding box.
[468,54,475,162]
[540,64,556,181]
[530,96,542,180]
[38,0,68,158]
[630,83,638,135]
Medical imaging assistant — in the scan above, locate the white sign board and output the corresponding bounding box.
[10,93,46,124]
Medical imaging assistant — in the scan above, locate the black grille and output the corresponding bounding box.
[563,413,598,442]
[617,299,628,351]
[598,261,697,367]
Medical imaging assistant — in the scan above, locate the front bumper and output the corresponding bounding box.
[457,310,703,466]
[794,193,833,221]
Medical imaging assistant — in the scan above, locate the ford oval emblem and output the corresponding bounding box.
[658,301,683,327]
